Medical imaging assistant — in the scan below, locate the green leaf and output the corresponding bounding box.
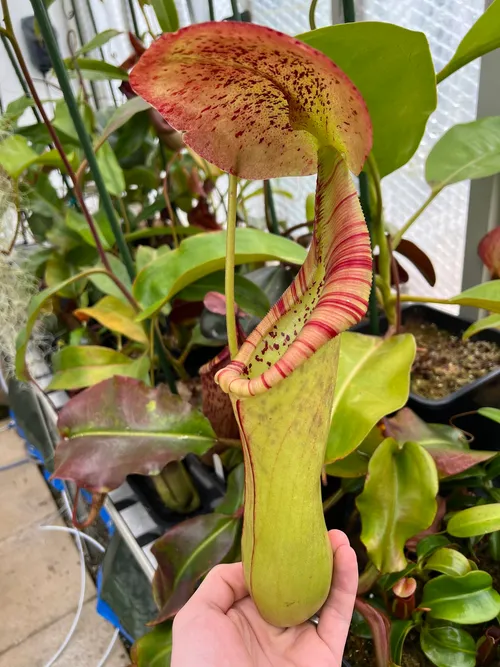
[74,296,148,344]
[65,208,113,250]
[422,571,500,624]
[299,22,437,177]
[450,280,500,313]
[417,535,451,562]
[45,256,87,298]
[448,504,500,538]
[424,548,472,577]
[124,166,158,191]
[53,99,94,140]
[48,346,149,390]
[438,0,500,83]
[462,313,500,340]
[95,96,151,152]
[53,376,217,492]
[479,407,500,424]
[15,267,108,381]
[176,271,270,319]
[325,427,383,477]
[426,117,500,190]
[133,229,307,320]
[356,438,439,573]
[385,408,494,478]
[305,193,315,222]
[4,95,36,122]
[420,625,476,667]
[131,624,172,667]
[150,0,179,32]
[95,141,126,196]
[75,29,122,57]
[0,135,69,179]
[63,57,129,81]
[88,254,132,302]
[216,464,244,515]
[325,333,415,463]
[390,620,415,666]
[135,246,158,273]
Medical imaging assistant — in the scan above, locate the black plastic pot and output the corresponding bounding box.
[355,305,500,450]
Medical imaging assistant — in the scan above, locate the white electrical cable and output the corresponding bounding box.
[96,628,120,667]
[43,491,87,667]
[39,525,105,553]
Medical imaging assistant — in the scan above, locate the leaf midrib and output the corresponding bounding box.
[66,429,215,442]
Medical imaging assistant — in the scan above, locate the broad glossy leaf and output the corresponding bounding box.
[76,29,122,57]
[64,57,129,81]
[450,280,500,313]
[357,438,439,573]
[390,620,415,666]
[325,333,415,463]
[95,141,125,196]
[153,512,241,622]
[463,313,500,340]
[135,246,158,273]
[426,117,500,190]
[448,504,500,538]
[153,466,243,621]
[325,427,383,477]
[176,271,270,319]
[299,22,436,177]
[131,624,172,667]
[45,255,87,298]
[53,377,217,492]
[150,0,179,32]
[48,346,149,390]
[420,625,476,667]
[133,229,306,320]
[15,267,109,381]
[422,571,500,624]
[479,407,500,423]
[131,22,371,179]
[386,408,494,478]
[74,295,148,344]
[437,0,500,82]
[417,535,452,562]
[424,548,471,577]
[88,254,133,302]
[0,135,68,179]
[96,96,151,153]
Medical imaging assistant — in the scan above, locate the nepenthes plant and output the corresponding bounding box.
[131,20,373,626]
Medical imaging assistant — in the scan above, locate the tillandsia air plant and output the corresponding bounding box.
[130,21,373,626]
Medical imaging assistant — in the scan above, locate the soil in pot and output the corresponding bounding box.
[344,631,434,667]
[404,317,500,401]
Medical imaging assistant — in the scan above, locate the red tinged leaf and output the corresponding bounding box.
[130,22,371,179]
[396,238,436,287]
[52,376,217,492]
[406,496,446,552]
[152,465,244,622]
[385,408,495,478]
[354,598,392,667]
[479,227,500,278]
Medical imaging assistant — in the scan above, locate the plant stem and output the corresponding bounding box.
[366,153,394,323]
[29,0,136,281]
[225,175,239,359]
[162,150,181,249]
[392,188,441,249]
[0,33,41,123]
[230,0,241,21]
[263,180,280,235]
[208,0,215,20]
[3,179,21,255]
[309,0,318,30]
[387,235,401,334]
[322,487,345,512]
[69,0,100,109]
[149,318,156,385]
[84,0,118,106]
[342,0,356,22]
[283,220,314,237]
[399,294,452,305]
[359,171,379,335]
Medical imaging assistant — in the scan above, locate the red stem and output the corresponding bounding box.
[387,235,401,335]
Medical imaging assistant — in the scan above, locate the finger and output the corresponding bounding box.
[317,531,358,658]
[182,562,249,617]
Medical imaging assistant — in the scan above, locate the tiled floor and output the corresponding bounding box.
[0,420,130,667]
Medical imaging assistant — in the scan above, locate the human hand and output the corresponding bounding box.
[171,530,358,667]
